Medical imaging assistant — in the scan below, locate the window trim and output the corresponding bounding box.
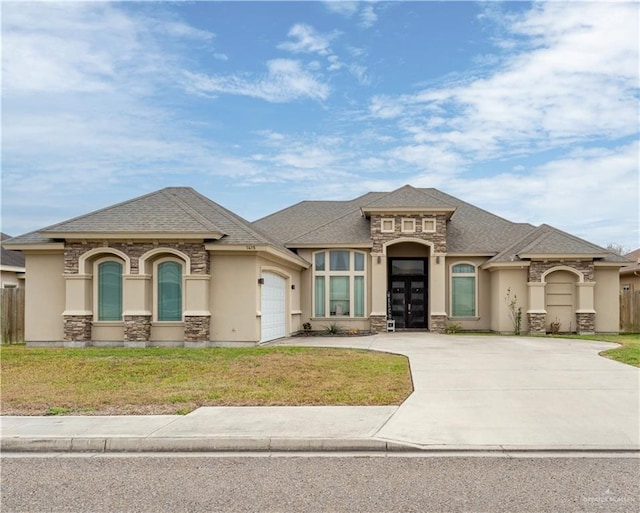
[380,218,395,233]
[401,218,416,233]
[153,257,185,323]
[422,218,436,233]
[449,262,478,318]
[312,250,367,318]
[93,257,124,323]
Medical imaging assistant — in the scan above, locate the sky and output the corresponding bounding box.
[1,0,639,251]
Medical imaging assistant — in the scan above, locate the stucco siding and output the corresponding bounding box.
[24,252,65,341]
[594,268,621,332]
[489,268,529,333]
[210,254,259,342]
[445,256,491,331]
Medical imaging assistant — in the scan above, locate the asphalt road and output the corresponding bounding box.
[2,454,639,513]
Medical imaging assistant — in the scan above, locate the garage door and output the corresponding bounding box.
[260,272,286,343]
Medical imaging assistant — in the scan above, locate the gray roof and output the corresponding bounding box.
[487,224,627,264]
[0,233,25,268]
[5,185,622,265]
[621,249,640,273]
[255,184,535,254]
[4,188,306,265]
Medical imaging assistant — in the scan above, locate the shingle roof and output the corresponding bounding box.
[361,185,456,210]
[486,224,627,264]
[4,188,307,265]
[621,248,640,273]
[0,233,25,268]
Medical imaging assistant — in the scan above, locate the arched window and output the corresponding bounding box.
[313,250,366,318]
[97,261,123,321]
[451,263,476,317]
[157,261,183,321]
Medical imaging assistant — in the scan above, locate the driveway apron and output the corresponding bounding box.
[282,333,640,450]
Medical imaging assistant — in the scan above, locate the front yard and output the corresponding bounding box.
[560,333,640,367]
[0,346,413,415]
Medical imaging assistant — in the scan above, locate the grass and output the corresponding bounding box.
[551,333,640,368]
[0,345,412,416]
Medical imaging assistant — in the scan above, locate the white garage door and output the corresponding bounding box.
[260,272,286,343]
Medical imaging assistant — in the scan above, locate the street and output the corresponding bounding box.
[2,454,638,512]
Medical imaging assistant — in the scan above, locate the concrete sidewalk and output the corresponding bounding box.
[2,333,639,453]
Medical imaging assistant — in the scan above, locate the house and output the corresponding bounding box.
[2,185,626,346]
[1,233,25,288]
[620,249,640,292]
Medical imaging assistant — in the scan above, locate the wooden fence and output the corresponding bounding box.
[1,288,25,344]
[620,286,640,333]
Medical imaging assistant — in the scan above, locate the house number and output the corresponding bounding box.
[246,245,256,250]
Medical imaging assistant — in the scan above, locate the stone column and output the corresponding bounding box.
[123,274,152,346]
[184,274,211,345]
[62,274,93,346]
[576,282,596,335]
[527,282,547,335]
[429,254,447,333]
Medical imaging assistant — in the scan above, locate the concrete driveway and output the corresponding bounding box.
[281,333,640,450]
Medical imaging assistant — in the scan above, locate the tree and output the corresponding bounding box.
[606,243,628,256]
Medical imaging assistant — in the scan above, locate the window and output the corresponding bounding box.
[451,263,476,317]
[401,218,416,233]
[158,261,183,321]
[97,261,123,321]
[313,250,366,317]
[381,218,395,233]
[422,218,436,233]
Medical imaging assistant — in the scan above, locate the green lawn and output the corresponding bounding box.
[553,333,640,367]
[0,345,413,416]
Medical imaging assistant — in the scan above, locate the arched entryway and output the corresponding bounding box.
[544,270,579,333]
[385,241,431,329]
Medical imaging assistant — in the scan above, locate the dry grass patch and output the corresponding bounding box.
[0,345,412,415]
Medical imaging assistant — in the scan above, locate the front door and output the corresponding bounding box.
[388,258,428,329]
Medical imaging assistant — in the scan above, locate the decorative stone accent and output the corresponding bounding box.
[184,316,210,342]
[124,315,151,342]
[64,315,92,342]
[370,214,448,254]
[430,314,447,334]
[527,312,546,335]
[65,242,209,275]
[528,261,594,283]
[576,312,595,334]
[369,315,387,333]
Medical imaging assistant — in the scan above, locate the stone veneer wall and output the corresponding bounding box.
[527,312,546,335]
[430,314,447,334]
[63,315,92,342]
[576,312,595,334]
[370,315,387,333]
[184,316,211,342]
[124,315,152,342]
[64,241,210,345]
[64,242,209,275]
[370,214,448,254]
[528,261,594,283]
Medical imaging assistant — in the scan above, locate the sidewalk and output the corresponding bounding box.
[2,333,639,454]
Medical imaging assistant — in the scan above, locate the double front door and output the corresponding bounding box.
[389,257,428,329]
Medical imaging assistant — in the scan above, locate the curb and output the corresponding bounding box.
[3,437,639,454]
[0,437,413,453]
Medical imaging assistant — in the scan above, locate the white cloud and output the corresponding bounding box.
[323,2,359,18]
[184,59,330,103]
[359,5,378,28]
[278,23,334,55]
[369,2,639,159]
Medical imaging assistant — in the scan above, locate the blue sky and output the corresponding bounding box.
[2,1,638,250]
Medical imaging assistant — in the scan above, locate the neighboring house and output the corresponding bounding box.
[620,249,640,291]
[2,185,626,346]
[0,233,25,288]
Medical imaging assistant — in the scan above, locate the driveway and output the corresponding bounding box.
[281,333,640,450]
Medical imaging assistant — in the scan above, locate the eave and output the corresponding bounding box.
[205,243,310,269]
[285,242,374,249]
[360,206,456,220]
[518,253,609,261]
[40,231,224,241]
